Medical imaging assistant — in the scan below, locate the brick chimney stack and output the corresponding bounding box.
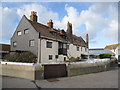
[66,21,72,36]
[47,19,53,28]
[86,34,89,48]
[30,11,37,22]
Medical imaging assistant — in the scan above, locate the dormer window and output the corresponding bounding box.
[51,31,57,36]
[73,38,77,41]
[62,35,67,40]
[17,31,22,36]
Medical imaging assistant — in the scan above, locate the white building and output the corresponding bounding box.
[105,44,120,59]
[11,11,88,63]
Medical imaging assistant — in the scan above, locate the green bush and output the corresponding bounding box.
[99,53,112,59]
[4,51,37,63]
[65,57,86,62]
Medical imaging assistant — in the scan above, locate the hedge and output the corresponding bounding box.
[99,53,112,59]
[4,51,37,63]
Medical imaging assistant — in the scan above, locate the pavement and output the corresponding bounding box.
[1,66,119,89]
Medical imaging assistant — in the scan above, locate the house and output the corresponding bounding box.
[105,43,120,59]
[11,11,88,63]
[0,44,10,59]
[89,48,115,59]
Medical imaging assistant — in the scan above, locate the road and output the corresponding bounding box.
[1,67,119,88]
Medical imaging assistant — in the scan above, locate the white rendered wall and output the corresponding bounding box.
[40,39,88,63]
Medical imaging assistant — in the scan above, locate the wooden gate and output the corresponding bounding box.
[44,64,67,79]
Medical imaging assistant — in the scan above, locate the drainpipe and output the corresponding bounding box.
[37,33,41,63]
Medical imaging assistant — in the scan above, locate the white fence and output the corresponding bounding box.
[70,58,110,64]
[0,58,110,65]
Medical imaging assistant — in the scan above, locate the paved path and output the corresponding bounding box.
[2,67,118,88]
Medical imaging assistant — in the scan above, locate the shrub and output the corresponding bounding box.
[4,51,37,63]
[99,53,112,59]
[65,57,80,62]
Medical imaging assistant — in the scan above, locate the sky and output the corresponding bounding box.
[0,2,118,48]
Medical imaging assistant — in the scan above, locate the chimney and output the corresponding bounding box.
[66,21,72,36]
[30,11,37,22]
[47,19,53,28]
[86,34,89,48]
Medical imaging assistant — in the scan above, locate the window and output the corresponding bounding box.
[85,47,87,51]
[46,41,52,48]
[17,31,22,36]
[49,55,52,60]
[81,47,82,51]
[29,40,34,46]
[64,57,66,61]
[13,41,17,47]
[62,35,67,40]
[77,46,79,51]
[67,45,69,50]
[51,32,57,36]
[63,43,67,49]
[55,55,58,59]
[24,29,29,34]
[73,38,77,41]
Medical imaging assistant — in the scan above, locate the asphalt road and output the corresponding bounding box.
[1,67,119,88]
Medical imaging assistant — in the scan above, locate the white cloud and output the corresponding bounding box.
[17,3,59,25]
[1,7,18,43]
[54,3,118,42]
[1,2,118,45]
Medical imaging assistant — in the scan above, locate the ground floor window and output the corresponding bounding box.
[13,41,17,47]
[64,57,66,61]
[77,46,79,51]
[49,55,52,60]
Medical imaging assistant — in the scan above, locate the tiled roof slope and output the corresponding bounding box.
[28,20,87,47]
[0,44,10,51]
[105,43,120,50]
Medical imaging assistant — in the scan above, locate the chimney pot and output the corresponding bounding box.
[66,21,72,36]
[30,11,37,22]
[47,19,53,28]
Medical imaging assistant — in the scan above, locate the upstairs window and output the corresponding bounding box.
[67,45,69,50]
[13,41,17,47]
[85,47,87,51]
[81,47,82,51]
[73,38,77,41]
[46,41,52,48]
[77,46,79,51]
[29,40,34,47]
[17,31,22,36]
[24,29,29,34]
[51,32,57,36]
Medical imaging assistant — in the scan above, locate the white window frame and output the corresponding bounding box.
[29,40,35,47]
[17,31,22,36]
[24,29,29,34]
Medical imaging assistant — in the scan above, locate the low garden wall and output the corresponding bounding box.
[0,59,116,80]
[0,63,44,80]
[67,61,111,77]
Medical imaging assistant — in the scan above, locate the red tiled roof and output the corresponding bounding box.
[28,20,87,47]
[0,44,10,51]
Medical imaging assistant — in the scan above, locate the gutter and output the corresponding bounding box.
[37,32,41,63]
